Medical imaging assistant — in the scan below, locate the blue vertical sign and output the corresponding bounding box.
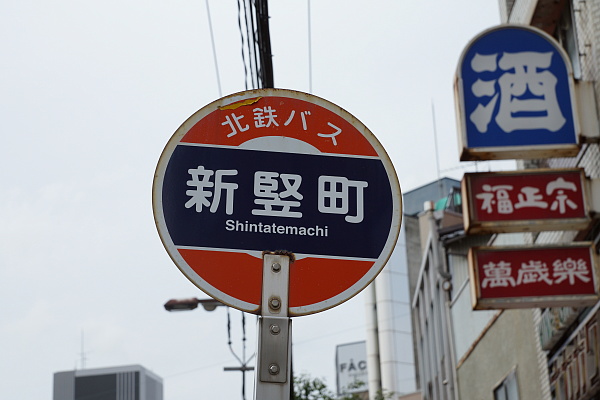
[456,25,579,160]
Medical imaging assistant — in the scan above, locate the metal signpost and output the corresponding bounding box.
[153,89,402,399]
[455,25,580,161]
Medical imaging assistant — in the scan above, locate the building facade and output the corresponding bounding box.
[53,365,163,400]
[503,1,600,399]
[365,178,463,399]
[409,1,600,399]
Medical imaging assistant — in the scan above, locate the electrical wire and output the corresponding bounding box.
[246,0,259,88]
[205,0,222,97]
[308,0,312,93]
[236,0,273,89]
[237,0,249,89]
[163,308,415,381]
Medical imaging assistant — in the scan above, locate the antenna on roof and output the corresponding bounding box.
[431,101,443,200]
[79,330,88,369]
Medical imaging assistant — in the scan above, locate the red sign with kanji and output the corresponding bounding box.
[469,243,599,309]
[462,169,591,234]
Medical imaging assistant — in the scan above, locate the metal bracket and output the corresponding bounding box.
[254,253,292,399]
[258,316,291,383]
[261,253,290,318]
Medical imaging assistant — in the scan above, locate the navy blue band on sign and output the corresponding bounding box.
[161,144,393,260]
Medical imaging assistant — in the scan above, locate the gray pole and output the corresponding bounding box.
[254,252,292,399]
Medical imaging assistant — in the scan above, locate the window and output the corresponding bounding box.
[494,369,519,400]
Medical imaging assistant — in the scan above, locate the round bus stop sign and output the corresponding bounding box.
[153,89,402,316]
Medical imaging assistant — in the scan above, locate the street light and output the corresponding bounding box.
[164,296,255,400]
[163,297,226,312]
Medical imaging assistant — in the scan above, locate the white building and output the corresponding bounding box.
[366,178,462,399]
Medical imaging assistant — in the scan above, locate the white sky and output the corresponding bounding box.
[0,1,510,399]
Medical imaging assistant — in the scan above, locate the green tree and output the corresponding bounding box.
[293,374,394,400]
[344,380,394,400]
[373,388,394,400]
[293,374,336,400]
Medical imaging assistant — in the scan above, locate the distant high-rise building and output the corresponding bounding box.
[53,364,163,400]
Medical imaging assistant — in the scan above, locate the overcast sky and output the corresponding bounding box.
[0,1,508,399]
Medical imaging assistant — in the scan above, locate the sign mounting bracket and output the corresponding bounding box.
[254,251,293,400]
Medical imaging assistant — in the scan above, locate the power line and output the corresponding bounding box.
[243,0,257,88]
[236,0,273,89]
[205,0,222,97]
[293,311,414,347]
[247,0,259,88]
[236,0,249,90]
[163,358,239,379]
[307,0,312,93]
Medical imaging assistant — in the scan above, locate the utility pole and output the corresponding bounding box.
[238,0,273,89]
[224,310,255,400]
[255,0,274,88]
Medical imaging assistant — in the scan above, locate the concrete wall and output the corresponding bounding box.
[456,309,545,400]
[373,228,416,396]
